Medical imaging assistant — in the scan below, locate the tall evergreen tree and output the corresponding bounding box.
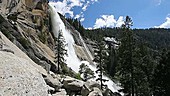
[54,30,67,73]
[116,16,135,96]
[93,40,108,90]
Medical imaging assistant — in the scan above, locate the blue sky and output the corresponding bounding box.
[49,0,170,29]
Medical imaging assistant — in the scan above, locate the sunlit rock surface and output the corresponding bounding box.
[0,51,48,96]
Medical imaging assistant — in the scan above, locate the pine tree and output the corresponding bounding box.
[93,40,108,90]
[54,30,67,73]
[116,16,156,96]
[79,63,95,81]
[116,16,135,96]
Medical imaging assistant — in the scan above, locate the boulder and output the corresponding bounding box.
[88,87,103,96]
[81,81,100,96]
[63,76,84,91]
[47,85,55,94]
[52,89,68,96]
[44,74,62,92]
[0,51,48,96]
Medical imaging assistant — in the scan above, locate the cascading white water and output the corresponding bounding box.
[49,2,122,94]
[78,33,94,61]
[49,3,81,72]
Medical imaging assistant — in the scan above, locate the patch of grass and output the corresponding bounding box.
[60,63,82,80]
[74,73,81,80]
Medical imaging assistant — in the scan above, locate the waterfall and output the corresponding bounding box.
[49,2,122,94]
[78,32,94,62]
[49,3,81,72]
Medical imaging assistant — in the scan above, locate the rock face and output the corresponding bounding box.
[0,0,57,73]
[63,76,84,92]
[0,32,47,75]
[0,51,48,96]
[81,81,101,96]
[44,74,62,92]
[52,89,67,96]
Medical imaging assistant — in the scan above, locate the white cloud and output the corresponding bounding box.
[87,27,93,30]
[49,0,98,21]
[93,15,124,29]
[91,0,98,2]
[155,16,170,28]
[68,0,83,7]
[116,16,124,27]
[49,0,74,17]
[80,18,85,22]
[82,1,90,11]
[75,14,81,19]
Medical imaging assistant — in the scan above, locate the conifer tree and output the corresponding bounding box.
[54,30,67,73]
[116,16,135,96]
[93,40,108,90]
[79,63,95,81]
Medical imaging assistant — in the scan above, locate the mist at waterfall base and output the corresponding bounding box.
[49,2,122,94]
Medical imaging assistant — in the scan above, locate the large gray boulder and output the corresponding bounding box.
[52,89,68,96]
[63,76,84,91]
[44,74,62,92]
[81,81,101,96]
[0,51,48,96]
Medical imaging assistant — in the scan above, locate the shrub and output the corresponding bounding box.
[74,73,82,80]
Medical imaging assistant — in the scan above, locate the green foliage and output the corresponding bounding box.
[74,73,82,80]
[84,28,170,51]
[65,13,170,95]
[116,16,155,96]
[66,18,85,36]
[61,63,69,74]
[93,40,108,90]
[152,49,170,96]
[79,63,95,81]
[116,16,135,95]
[54,30,67,73]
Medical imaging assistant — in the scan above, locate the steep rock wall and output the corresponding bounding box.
[0,0,57,73]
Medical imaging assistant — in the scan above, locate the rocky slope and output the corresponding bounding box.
[0,0,57,73]
[0,51,48,96]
